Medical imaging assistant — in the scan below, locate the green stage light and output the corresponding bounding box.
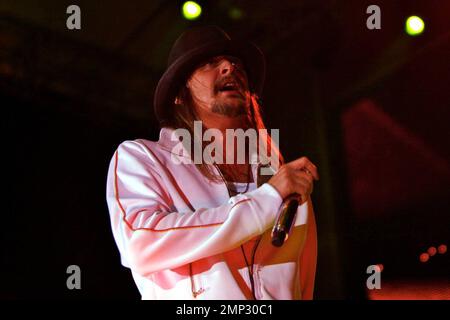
[406,16,425,36]
[229,7,243,20]
[182,1,202,20]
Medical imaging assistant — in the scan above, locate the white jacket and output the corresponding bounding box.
[106,127,317,300]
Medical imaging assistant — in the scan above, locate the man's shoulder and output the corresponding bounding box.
[117,138,164,155]
[115,127,189,163]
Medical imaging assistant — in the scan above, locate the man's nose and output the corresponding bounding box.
[219,59,235,75]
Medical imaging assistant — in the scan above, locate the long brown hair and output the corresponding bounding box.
[160,86,283,182]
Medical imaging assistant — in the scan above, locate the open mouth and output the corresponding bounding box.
[218,81,242,95]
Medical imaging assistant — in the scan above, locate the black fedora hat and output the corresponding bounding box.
[154,25,266,124]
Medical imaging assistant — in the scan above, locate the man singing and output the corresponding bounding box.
[106,26,319,300]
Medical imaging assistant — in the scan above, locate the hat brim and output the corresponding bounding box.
[154,39,265,123]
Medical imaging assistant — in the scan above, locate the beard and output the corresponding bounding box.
[212,73,251,117]
[211,94,249,117]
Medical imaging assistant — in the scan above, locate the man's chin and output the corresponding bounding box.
[212,101,247,117]
[223,94,248,105]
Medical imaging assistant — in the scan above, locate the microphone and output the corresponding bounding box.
[271,194,300,247]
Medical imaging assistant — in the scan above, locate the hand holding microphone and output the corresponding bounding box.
[267,157,319,247]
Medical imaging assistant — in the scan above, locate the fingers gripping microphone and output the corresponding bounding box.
[271,195,300,247]
[256,163,302,247]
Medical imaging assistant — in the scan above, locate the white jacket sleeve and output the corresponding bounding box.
[106,140,283,277]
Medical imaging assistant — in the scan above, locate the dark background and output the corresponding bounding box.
[1,0,449,299]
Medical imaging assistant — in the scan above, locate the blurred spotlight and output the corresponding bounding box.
[376,264,384,272]
[405,16,425,36]
[427,246,437,256]
[229,7,244,20]
[438,244,447,254]
[182,1,202,20]
[419,252,429,263]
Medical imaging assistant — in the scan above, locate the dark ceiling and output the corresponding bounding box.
[2,0,448,155]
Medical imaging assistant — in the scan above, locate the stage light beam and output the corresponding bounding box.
[182,1,202,20]
[405,16,425,36]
